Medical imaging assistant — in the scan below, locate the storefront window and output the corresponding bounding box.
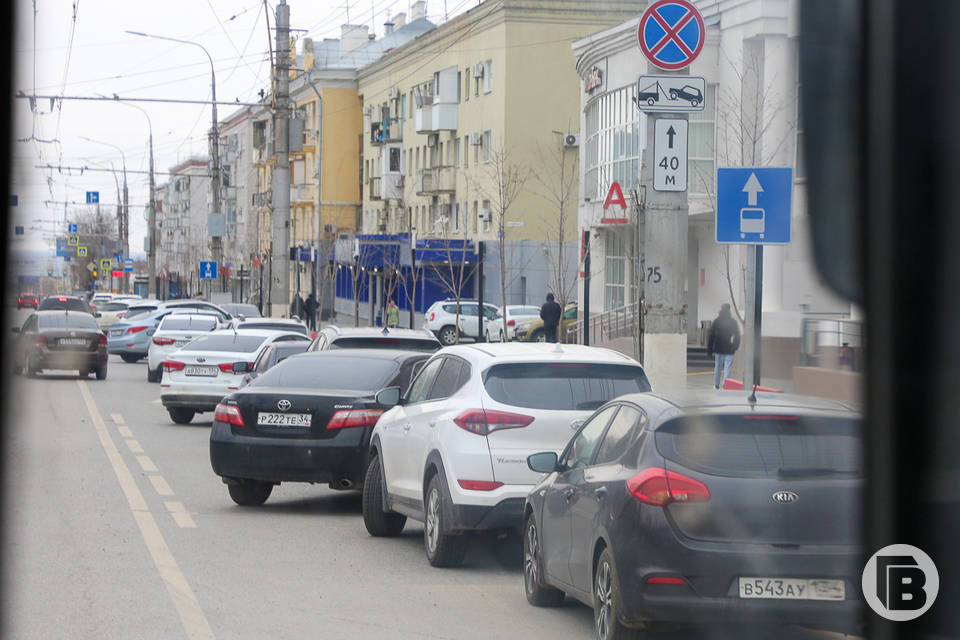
[605,231,626,311]
[584,85,642,202]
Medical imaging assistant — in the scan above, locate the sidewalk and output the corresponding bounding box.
[685,365,794,393]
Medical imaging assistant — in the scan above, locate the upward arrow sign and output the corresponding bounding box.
[666,125,676,149]
[742,172,764,206]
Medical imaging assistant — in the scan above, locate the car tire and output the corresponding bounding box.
[594,548,643,640]
[168,408,195,424]
[532,330,546,343]
[25,355,39,378]
[120,354,141,364]
[424,473,467,567]
[362,455,407,537]
[94,363,107,380]
[228,480,273,506]
[691,99,700,107]
[146,366,161,383]
[669,90,678,99]
[438,325,458,346]
[523,516,565,607]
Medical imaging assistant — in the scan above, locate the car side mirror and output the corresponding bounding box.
[376,386,402,407]
[527,452,559,474]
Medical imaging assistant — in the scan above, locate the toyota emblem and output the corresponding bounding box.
[772,490,799,504]
[277,399,292,411]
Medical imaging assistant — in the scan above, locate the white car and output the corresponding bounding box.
[159,329,310,424]
[146,314,220,382]
[460,305,542,343]
[424,299,499,345]
[361,342,652,567]
[95,300,134,330]
[235,317,311,337]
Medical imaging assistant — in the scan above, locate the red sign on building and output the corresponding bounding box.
[600,181,629,224]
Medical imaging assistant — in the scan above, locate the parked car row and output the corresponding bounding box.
[425,298,581,344]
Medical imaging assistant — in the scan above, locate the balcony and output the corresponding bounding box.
[290,184,313,204]
[416,166,455,195]
[368,177,381,201]
[415,99,458,133]
[370,119,402,146]
[382,173,404,200]
[252,190,272,207]
[415,97,434,133]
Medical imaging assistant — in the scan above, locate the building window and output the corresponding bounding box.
[401,94,406,120]
[483,131,492,163]
[584,84,642,202]
[474,134,480,165]
[483,60,492,94]
[464,68,469,101]
[453,202,460,232]
[463,136,469,168]
[453,138,460,168]
[604,231,627,311]
[388,147,401,172]
[688,83,717,196]
[472,201,478,234]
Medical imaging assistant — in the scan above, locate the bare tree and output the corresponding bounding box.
[532,132,579,308]
[479,145,530,340]
[423,208,478,345]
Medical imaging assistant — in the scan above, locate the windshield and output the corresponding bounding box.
[252,355,399,391]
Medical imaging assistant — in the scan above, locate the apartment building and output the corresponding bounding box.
[217,108,260,298]
[156,157,210,298]
[353,0,647,324]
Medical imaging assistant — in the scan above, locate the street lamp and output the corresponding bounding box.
[80,136,129,293]
[126,30,223,287]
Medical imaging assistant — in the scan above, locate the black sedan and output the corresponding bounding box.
[210,349,429,506]
[12,310,108,379]
[523,390,862,640]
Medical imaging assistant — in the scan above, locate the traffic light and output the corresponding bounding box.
[93,270,98,277]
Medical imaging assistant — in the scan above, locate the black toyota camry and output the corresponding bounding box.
[209,349,429,506]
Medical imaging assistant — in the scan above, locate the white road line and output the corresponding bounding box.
[149,475,174,497]
[125,439,144,454]
[78,380,215,640]
[151,399,162,404]
[136,455,158,472]
[111,413,125,424]
[165,501,198,529]
[118,426,133,438]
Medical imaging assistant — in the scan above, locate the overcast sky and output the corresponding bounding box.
[10,0,470,255]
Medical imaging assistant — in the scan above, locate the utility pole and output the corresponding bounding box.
[270,0,291,317]
[121,166,129,293]
[209,66,223,288]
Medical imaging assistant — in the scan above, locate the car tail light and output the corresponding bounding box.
[627,468,710,506]
[98,335,107,346]
[646,576,688,585]
[35,334,47,347]
[214,403,244,427]
[162,360,185,372]
[326,409,384,430]
[507,319,515,327]
[429,312,435,321]
[126,326,148,334]
[218,362,253,373]
[457,479,503,491]
[57,297,67,302]
[152,336,175,345]
[453,409,534,436]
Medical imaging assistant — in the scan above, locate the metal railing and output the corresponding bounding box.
[800,316,865,370]
[565,301,640,345]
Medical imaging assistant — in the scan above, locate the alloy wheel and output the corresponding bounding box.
[596,560,613,640]
[524,521,539,594]
[425,487,441,553]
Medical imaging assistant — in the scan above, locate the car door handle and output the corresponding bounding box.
[564,488,575,502]
[595,487,608,502]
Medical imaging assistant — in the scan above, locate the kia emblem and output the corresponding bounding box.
[772,490,799,504]
[277,399,292,411]
[196,356,206,363]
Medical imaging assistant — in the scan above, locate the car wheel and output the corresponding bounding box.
[691,99,700,107]
[94,363,107,380]
[146,366,161,383]
[594,548,643,640]
[437,325,458,346]
[669,90,678,99]
[646,97,655,106]
[167,408,195,424]
[25,355,39,378]
[228,480,273,506]
[532,330,546,343]
[524,516,565,606]
[424,473,467,567]
[120,354,141,363]
[362,455,406,537]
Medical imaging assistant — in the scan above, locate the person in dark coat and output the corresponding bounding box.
[304,293,318,330]
[707,303,741,389]
[539,292,563,343]
[290,292,304,320]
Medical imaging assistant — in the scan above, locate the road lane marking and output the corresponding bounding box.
[111,413,125,424]
[77,380,215,640]
[149,475,174,497]
[118,426,133,438]
[125,439,144,454]
[136,455,158,472]
[165,501,198,529]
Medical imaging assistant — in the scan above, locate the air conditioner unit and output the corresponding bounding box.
[477,209,491,221]
[564,133,580,148]
[471,132,482,145]
[473,63,484,78]
[427,133,439,147]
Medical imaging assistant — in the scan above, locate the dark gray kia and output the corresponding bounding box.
[522,390,863,640]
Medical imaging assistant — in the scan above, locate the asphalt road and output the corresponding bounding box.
[3,308,855,640]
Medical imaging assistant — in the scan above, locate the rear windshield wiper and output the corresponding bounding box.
[776,467,860,478]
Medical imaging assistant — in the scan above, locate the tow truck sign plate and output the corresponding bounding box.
[636,76,705,113]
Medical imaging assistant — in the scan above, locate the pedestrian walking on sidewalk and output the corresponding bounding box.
[708,303,741,389]
[290,292,304,320]
[386,299,400,328]
[304,293,318,331]
[539,292,562,343]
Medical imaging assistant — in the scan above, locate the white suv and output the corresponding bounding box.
[361,343,651,567]
[424,300,499,345]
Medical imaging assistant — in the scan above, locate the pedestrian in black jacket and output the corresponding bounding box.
[539,293,563,343]
[708,303,741,389]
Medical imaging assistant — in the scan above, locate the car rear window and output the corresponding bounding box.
[39,298,88,312]
[483,363,651,410]
[252,355,400,391]
[655,415,863,479]
[123,306,156,319]
[159,316,218,331]
[99,302,128,311]
[39,314,99,330]
[182,334,267,353]
[237,323,307,335]
[329,337,440,352]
